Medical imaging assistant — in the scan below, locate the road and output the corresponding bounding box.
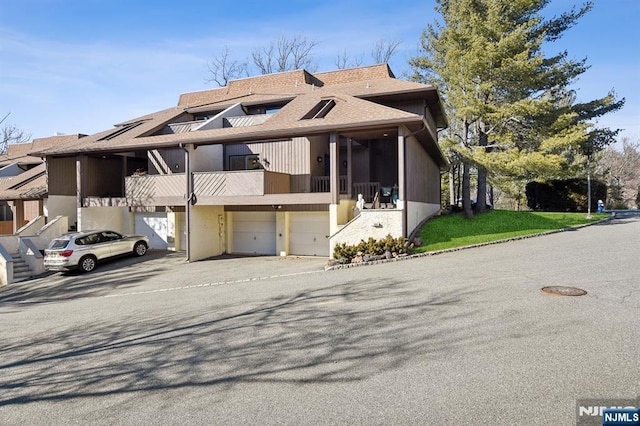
[1,215,638,425]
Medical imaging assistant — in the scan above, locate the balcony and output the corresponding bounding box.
[124,170,327,206]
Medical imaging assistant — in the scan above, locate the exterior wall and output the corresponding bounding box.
[406,136,440,204]
[46,195,77,228]
[308,135,329,181]
[329,209,404,258]
[190,205,225,261]
[167,211,186,251]
[23,200,42,222]
[192,144,223,172]
[78,206,132,234]
[276,211,288,256]
[148,148,184,174]
[47,156,76,196]
[406,201,441,239]
[134,212,169,250]
[226,137,311,192]
[85,157,122,197]
[337,199,356,225]
[351,144,371,184]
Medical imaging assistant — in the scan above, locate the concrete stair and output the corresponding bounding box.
[11,254,33,282]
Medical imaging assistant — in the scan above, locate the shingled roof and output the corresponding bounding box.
[0,163,47,200]
[31,64,447,160]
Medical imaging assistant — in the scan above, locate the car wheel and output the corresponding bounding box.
[133,241,148,256]
[79,255,97,273]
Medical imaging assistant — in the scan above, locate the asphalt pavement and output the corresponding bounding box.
[0,214,638,425]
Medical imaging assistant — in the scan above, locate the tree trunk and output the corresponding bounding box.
[475,123,488,213]
[462,160,473,218]
[449,166,456,206]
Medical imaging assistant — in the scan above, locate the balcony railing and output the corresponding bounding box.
[125,174,186,206]
[193,170,290,196]
[125,170,291,205]
[310,176,348,194]
[310,177,379,202]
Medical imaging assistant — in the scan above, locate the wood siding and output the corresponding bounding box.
[386,100,425,116]
[406,136,440,203]
[126,174,186,206]
[193,170,290,196]
[126,170,291,205]
[226,137,311,192]
[23,200,42,221]
[84,157,123,197]
[47,156,77,196]
[0,221,13,235]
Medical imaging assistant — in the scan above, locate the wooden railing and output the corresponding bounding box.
[194,170,290,196]
[353,182,380,203]
[310,176,348,194]
[125,170,291,205]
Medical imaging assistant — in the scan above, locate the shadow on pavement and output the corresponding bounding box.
[0,278,554,407]
[0,250,181,306]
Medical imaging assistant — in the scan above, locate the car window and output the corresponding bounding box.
[49,239,69,249]
[82,234,101,245]
[101,231,122,241]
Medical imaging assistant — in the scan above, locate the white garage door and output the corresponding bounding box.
[289,212,330,256]
[232,211,276,255]
[135,213,168,250]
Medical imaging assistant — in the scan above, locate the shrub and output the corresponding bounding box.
[525,178,607,212]
[333,234,413,262]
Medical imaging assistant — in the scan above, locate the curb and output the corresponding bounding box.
[325,213,615,271]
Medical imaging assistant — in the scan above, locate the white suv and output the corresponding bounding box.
[44,230,150,273]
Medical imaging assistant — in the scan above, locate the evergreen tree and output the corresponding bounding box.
[410,0,624,216]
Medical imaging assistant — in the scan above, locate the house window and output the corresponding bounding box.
[229,154,263,171]
[302,99,336,120]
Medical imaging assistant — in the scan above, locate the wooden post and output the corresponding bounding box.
[329,132,339,205]
[398,127,407,237]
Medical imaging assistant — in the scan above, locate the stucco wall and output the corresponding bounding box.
[406,201,441,238]
[78,207,132,234]
[329,209,403,258]
[189,205,225,261]
[46,195,77,228]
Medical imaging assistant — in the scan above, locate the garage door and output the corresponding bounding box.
[135,213,168,250]
[289,212,330,256]
[232,211,276,255]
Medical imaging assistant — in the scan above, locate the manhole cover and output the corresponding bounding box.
[541,286,587,296]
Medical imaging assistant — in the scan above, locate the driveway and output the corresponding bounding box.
[0,215,638,425]
[1,251,328,305]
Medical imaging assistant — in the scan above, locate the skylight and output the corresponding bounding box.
[302,99,336,119]
[98,121,144,141]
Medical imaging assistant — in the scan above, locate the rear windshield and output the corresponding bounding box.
[49,239,69,249]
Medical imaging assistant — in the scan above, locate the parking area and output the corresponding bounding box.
[0,250,329,305]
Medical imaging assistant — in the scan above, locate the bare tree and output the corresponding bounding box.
[205,46,248,87]
[252,34,318,74]
[371,39,401,64]
[334,49,364,69]
[1,113,30,154]
[598,137,640,208]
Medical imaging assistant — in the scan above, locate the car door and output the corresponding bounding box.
[100,231,131,256]
[88,232,115,260]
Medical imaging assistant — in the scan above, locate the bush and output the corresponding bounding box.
[333,234,413,262]
[525,178,607,212]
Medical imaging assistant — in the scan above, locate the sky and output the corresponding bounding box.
[1,0,639,144]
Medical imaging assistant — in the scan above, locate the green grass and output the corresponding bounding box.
[415,209,609,253]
